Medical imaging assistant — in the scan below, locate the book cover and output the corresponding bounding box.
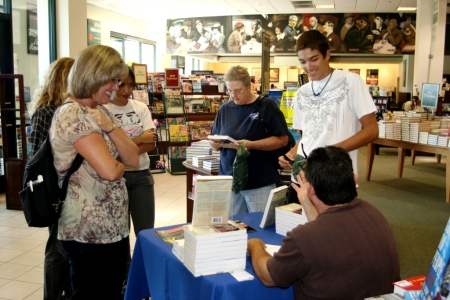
[182,80,193,93]
[405,217,450,300]
[164,95,184,114]
[260,185,288,228]
[207,135,237,144]
[192,175,233,226]
[154,225,184,244]
[393,275,426,296]
[169,124,189,142]
[169,146,186,159]
[132,90,149,105]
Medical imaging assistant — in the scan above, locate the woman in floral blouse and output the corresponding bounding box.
[49,45,139,300]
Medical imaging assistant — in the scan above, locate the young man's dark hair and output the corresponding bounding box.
[295,30,329,57]
[304,146,357,205]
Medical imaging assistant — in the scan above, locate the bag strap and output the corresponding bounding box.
[54,138,84,201]
[256,95,269,134]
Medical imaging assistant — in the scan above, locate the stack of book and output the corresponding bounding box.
[427,133,438,146]
[275,203,308,236]
[202,158,220,170]
[418,132,429,144]
[385,122,401,140]
[409,122,419,143]
[186,141,212,162]
[401,117,410,142]
[182,221,247,277]
[378,122,386,138]
[172,239,185,262]
[192,155,218,168]
[437,134,449,147]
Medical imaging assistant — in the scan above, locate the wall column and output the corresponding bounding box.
[56,0,87,58]
[413,0,447,95]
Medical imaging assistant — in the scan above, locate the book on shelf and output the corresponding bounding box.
[192,175,233,226]
[169,124,189,142]
[404,217,450,300]
[207,134,237,144]
[393,275,426,297]
[154,225,184,244]
[181,80,193,93]
[132,90,149,105]
[260,185,288,228]
[164,94,184,114]
[192,81,202,93]
[169,146,186,159]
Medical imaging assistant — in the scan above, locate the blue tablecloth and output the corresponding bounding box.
[124,212,294,300]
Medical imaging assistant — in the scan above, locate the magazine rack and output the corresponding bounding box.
[163,89,188,175]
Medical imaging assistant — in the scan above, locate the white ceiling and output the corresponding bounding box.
[87,0,426,20]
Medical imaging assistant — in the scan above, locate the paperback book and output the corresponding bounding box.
[260,185,288,228]
[207,135,237,144]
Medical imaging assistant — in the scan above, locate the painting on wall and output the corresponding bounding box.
[269,68,279,82]
[166,12,417,56]
[366,69,379,85]
[27,5,38,55]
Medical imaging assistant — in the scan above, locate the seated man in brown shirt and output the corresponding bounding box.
[247,145,400,300]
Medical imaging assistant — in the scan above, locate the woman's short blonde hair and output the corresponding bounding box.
[68,45,128,99]
[224,65,251,87]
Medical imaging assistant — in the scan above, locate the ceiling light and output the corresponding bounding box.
[315,4,335,9]
[397,7,417,11]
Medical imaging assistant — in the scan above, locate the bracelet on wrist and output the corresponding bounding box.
[104,123,116,134]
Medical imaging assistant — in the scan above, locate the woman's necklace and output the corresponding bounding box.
[311,69,334,97]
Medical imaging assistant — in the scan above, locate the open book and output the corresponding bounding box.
[207,135,237,144]
[259,185,288,228]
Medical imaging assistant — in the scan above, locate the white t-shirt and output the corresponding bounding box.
[106,99,155,171]
[293,69,376,181]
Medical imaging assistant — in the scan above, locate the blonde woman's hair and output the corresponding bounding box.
[224,65,251,87]
[68,45,128,99]
[28,57,74,116]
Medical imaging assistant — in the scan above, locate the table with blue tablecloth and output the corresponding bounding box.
[124,212,294,300]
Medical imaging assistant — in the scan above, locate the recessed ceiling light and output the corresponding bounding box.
[315,4,335,9]
[397,7,417,11]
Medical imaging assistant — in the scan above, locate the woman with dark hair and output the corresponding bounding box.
[106,67,157,292]
[50,45,139,299]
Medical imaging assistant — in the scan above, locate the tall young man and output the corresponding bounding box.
[278,30,378,203]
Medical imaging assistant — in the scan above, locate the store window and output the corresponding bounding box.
[110,32,156,71]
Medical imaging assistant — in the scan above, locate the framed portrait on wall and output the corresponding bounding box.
[27,5,38,55]
[133,64,148,85]
[269,68,279,82]
[366,69,379,85]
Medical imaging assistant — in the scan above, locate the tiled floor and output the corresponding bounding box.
[0,171,186,300]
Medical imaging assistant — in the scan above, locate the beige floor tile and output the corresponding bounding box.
[15,266,44,284]
[24,287,43,300]
[0,280,41,300]
[0,248,25,262]
[0,278,9,287]
[2,239,44,252]
[0,262,34,280]
[9,252,44,267]
[0,227,41,239]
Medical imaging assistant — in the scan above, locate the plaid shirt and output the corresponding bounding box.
[29,103,56,158]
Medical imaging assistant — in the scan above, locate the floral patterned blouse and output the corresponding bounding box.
[49,103,129,244]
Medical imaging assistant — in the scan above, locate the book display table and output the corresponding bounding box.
[124,212,293,300]
[366,138,450,202]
